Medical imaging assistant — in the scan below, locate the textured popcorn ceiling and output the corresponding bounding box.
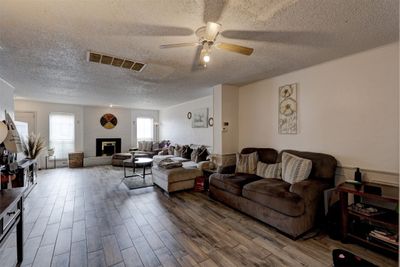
[0,0,398,109]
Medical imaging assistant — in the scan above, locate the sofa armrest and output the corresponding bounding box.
[197,161,210,170]
[289,179,330,204]
[217,164,236,174]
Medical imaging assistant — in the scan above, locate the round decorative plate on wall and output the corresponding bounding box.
[100,113,118,129]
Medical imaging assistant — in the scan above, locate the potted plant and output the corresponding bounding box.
[22,133,46,159]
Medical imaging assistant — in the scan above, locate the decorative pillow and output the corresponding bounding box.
[144,141,153,152]
[152,141,160,151]
[235,152,258,174]
[197,146,209,162]
[281,152,312,184]
[256,162,282,179]
[138,141,144,151]
[174,145,183,157]
[168,146,175,155]
[158,147,168,155]
[181,145,193,160]
[190,149,198,162]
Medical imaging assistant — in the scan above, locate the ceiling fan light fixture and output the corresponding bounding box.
[203,54,210,63]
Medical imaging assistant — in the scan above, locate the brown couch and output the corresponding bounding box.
[209,148,337,238]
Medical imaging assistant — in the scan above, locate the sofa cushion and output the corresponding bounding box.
[210,173,261,196]
[235,152,258,174]
[281,152,312,184]
[242,179,305,217]
[256,162,282,179]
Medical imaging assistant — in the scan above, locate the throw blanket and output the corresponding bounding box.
[158,158,183,169]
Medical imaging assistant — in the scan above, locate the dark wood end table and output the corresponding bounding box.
[0,187,25,266]
[336,182,399,255]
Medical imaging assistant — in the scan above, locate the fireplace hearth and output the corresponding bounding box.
[96,138,121,156]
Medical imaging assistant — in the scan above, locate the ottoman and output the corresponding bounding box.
[152,164,202,193]
[112,153,132,167]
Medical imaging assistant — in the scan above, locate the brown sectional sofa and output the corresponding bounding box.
[209,148,337,239]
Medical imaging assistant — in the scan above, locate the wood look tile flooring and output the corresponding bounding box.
[0,166,397,267]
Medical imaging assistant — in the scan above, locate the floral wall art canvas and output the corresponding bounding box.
[278,83,297,134]
[192,108,208,128]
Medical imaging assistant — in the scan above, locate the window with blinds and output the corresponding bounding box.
[137,117,154,142]
[49,113,75,159]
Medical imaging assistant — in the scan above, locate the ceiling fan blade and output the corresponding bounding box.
[205,22,221,41]
[160,43,200,49]
[203,0,227,23]
[216,42,254,56]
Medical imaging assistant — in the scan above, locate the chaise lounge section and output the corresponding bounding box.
[209,148,337,238]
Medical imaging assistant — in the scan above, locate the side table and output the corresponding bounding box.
[0,188,25,266]
[202,168,217,191]
[336,182,398,256]
[45,155,56,169]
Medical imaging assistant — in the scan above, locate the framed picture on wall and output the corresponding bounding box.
[192,108,208,128]
[278,83,297,134]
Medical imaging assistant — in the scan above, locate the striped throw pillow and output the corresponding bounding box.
[235,152,258,174]
[281,152,312,184]
[256,162,282,178]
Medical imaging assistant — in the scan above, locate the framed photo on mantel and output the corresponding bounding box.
[278,83,297,134]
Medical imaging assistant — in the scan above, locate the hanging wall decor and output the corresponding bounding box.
[192,108,208,128]
[278,83,297,134]
[100,113,118,129]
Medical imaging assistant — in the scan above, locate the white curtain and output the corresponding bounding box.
[137,117,154,142]
[49,113,75,159]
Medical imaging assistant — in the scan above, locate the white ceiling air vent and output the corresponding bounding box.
[87,51,146,72]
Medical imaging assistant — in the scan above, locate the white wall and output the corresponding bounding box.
[159,95,213,147]
[239,42,399,178]
[213,84,239,155]
[83,106,132,157]
[14,100,84,153]
[0,83,14,120]
[14,100,159,159]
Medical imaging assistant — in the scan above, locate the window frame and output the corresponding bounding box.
[49,112,75,160]
[136,117,154,143]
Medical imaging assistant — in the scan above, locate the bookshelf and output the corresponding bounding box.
[337,182,398,256]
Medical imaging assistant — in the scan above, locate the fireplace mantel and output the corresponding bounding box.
[96,138,121,156]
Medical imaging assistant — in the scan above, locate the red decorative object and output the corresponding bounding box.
[194,176,205,192]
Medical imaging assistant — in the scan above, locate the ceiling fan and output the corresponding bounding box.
[160,22,254,68]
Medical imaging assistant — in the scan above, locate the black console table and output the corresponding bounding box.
[0,188,24,266]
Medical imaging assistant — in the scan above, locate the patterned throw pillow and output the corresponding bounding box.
[168,146,175,155]
[174,145,183,157]
[138,141,144,151]
[181,145,193,159]
[190,149,197,162]
[152,141,160,151]
[281,152,312,184]
[197,146,209,162]
[144,141,153,152]
[235,152,258,174]
[256,161,282,178]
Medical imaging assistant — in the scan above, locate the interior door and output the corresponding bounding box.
[15,111,36,136]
